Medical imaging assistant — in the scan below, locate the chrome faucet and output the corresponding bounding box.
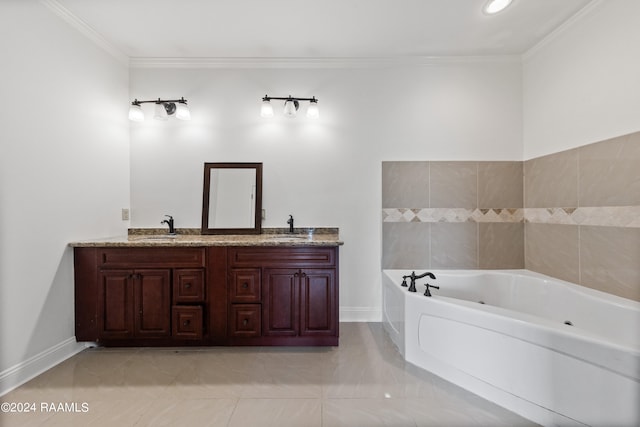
[161,215,176,235]
[287,214,294,233]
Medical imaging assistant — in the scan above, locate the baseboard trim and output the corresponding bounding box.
[340,307,382,322]
[0,337,86,397]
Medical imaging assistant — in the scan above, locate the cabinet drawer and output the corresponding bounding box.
[229,304,261,338]
[229,268,261,302]
[228,247,336,268]
[173,269,205,303]
[172,306,203,340]
[99,248,205,268]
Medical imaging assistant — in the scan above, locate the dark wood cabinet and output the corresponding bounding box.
[263,268,337,338]
[228,247,339,346]
[74,245,338,346]
[97,268,171,339]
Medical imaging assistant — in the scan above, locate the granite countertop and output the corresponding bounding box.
[69,228,343,248]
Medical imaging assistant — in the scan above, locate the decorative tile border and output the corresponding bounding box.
[382,208,523,223]
[382,206,640,228]
[524,206,640,228]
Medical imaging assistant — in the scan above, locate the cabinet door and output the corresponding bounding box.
[98,270,134,339]
[300,269,337,336]
[263,269,298,336]
[134,269,171,337]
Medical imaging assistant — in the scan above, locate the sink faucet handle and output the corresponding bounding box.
[287,214,294,233]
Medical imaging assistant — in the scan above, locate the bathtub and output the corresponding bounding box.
[382,269,640,427]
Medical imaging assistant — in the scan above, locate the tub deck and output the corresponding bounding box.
[382,269,640,427]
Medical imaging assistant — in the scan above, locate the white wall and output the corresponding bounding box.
[0,2,129,391]
[523,0,640,159]
[130,60,522,320]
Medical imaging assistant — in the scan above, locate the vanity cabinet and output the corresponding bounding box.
[227,247,338,346]
[74,244,338,346]
[75,247,206,345]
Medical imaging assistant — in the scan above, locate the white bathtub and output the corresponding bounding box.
[382,269,640,427]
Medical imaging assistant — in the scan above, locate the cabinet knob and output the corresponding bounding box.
[242,282,249,289]
[243,319,249,326]
[185,283,192,289]
[183,320,190,327]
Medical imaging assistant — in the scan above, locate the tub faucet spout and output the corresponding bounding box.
[402,271,436,292]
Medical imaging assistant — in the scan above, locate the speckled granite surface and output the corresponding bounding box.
[69,228,343,247]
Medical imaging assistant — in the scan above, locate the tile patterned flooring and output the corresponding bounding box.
[1,323,538,426]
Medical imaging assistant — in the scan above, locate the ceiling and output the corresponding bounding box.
[52,0,593,58]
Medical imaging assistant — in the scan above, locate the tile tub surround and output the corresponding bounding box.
[382,160,524,270]
[0,323,537,427]
[381,129,640,301]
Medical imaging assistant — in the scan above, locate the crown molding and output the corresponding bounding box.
[522,0,604,62]
[40,0,129,65]
[129,55,521,69]
[38,0,521,70]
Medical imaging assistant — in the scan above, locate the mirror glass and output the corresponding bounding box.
[201,162,262,234]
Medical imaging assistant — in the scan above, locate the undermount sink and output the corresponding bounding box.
[135,235,178,241]
[268,235,310,241]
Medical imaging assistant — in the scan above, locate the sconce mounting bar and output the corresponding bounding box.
[262,95,317,102]
[131,97,188,106]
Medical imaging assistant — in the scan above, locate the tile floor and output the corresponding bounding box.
[1,323,538,426]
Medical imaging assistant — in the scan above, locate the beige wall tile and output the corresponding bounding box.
[525,223,579,283]
[578,131,640,207]
[580,226,640,301]
[430,162,477,208]
[479,223,524,269]
[524,149,578,208]
[478,161,523,209]
[382,222,430,269]
[431,223,477,269]
[382,161,429,208]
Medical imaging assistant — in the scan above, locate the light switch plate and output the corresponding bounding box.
[122,208,130,221]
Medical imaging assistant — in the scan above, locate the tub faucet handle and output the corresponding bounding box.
[423,283,440,297]
[402,272,418,292]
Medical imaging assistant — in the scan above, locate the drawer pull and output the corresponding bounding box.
[183,320,190,327]
[242,282,249,289]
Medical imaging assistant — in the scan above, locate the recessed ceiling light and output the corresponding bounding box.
[483,0,513,15]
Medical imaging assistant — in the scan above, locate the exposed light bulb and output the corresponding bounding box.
[306,99,319,119]
[175,102,191,120]
[128,103,144,122]
[483,0,513,14]
[260,99,274,118]
[283,99,297,118]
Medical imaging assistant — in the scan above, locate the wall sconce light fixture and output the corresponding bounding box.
[261,95,319,119]
[129,97,191,122]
